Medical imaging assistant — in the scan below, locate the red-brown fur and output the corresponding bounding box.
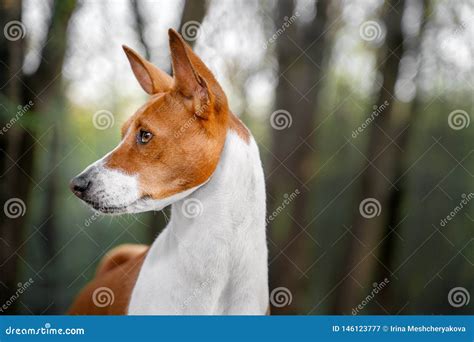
[95,244,148,277]
[69,246,148,315]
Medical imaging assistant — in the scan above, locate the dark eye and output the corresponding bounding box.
[138,130,153,144]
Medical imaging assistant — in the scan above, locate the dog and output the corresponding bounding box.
[68,29,268,315]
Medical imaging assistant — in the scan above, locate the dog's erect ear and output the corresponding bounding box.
[122,45,173,95]
[168,29,222,119]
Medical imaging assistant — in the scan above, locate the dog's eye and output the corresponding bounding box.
[138,130,153,144]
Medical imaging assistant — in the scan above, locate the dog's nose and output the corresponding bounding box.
[70,175,91,198]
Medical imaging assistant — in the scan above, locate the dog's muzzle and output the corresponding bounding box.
[69,162,142,214]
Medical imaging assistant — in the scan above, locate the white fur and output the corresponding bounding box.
[76,142,205,213]
[128,131,268,314]
[77,150,141,212]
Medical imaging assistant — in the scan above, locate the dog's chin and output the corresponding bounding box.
[82,196,163,215]
[82,198,141,215]
[82,199,126,215]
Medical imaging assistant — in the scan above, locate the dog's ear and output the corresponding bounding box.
[122,45,173,95]
[169,29,226,119]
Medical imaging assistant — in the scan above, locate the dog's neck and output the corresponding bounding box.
[171,132,264,235]
[128,130,268,314]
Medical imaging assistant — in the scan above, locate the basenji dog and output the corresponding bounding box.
[68,29,268,315]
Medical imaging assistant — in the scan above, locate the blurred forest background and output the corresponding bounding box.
[0,0,472,315]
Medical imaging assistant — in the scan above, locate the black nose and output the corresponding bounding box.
[70,175,91,198]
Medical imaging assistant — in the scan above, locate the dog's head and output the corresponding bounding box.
[70,29,229,214]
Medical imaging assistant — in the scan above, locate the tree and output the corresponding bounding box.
[333,0,407,313]
[130,0,151,60]
[0,0,25,311]
[267,0,332,313]
[375,0,431,312]
[179,0,207,48]
[0,0,77,313]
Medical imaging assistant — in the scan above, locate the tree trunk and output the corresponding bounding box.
[130,0,151,60]
[178,0,207,48]
[32,0,77,314]
[0,0,26,313]
[268,0,331,314]
[0,0,77,314]
[333,0,406,313]
[375,0,430,312]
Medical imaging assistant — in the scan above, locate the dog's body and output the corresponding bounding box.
[69,30,268,315]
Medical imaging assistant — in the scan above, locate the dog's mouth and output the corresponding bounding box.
[83,199,128,214]
[83,196,151,214]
